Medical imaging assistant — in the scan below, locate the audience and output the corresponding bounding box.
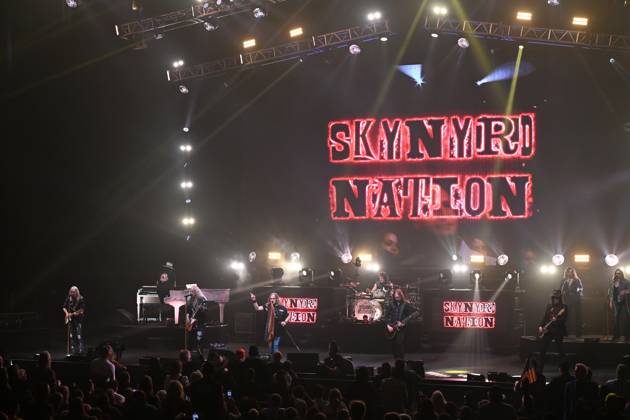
[3,345,630,420]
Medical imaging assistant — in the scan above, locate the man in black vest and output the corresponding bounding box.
[385,288,419,360]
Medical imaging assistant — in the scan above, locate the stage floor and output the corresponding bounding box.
[2,324,620,381]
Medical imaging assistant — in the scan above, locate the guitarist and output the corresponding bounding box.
[63,286,85,355]
[185,285,208,356]
[538,290,567,371]
[384,288,419,360]
[608,268,630,342]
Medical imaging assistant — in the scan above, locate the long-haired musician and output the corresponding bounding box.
[63,286,86,355]
[608,268,630,342]
[250,291,289,353]
[186,285,208,356]
[384,288,419,360]
[538,290,568,371]
[560,267,583,337]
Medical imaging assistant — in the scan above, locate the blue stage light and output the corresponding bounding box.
[397,64,425,86]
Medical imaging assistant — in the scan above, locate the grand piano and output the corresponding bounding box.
[136,286,230,325]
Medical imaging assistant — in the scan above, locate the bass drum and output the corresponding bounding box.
[353,299,383,322]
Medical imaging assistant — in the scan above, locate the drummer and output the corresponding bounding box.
[370,271,393,298]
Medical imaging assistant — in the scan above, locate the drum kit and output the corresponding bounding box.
[344,283,394,322]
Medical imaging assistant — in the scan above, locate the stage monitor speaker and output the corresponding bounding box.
[287,353,320,373]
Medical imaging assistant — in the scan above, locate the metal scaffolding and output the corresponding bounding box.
[425,16,630,52]
[166,21,392,82]
[114,0,288,40]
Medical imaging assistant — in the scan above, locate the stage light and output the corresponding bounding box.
[181,217,196,225]
[431,33,439,38]
[452,254,458,261]
[329,268,343,283]
[505,272,514,281]
[476,60,536,86]
[268,252,281,261]
[497,254,509,266]
[552,254,565,266]
[366,262,381,272]
[610,58,616,64]
[185,198,191,204]
[349,44,361,55]
[397,64,424,86]
[252,7,266,19]
[367,11,382,21]
[182,127,190,132]
[457,38,470,49]
[178,84,189,94]
[605,254,620,267]
[341,252,353,264]
[180,144,192,152]
[624,266,630,274]
[248,251,256,262]
[540,265,557,275]
[470,254,485,264]
[516,11,532,21]
[243,38,256,49]
[290,252,300,262]
[572,17,588,26]
[131,0,142,11]
[172,60,185,68]
[215,0,222,4]
[271,267,284,280]
[289,27,303,38]
[230,261,245,271]
[380,36,388,42]
[180,180,193,189]
[299,268,313,282]
[574,254,590,263]
[358,253,373,262]
[519,45,524,50]
[470,270,482,285]
[287,262,302,272]
[432,5,448,16]
[548,0,560,5]
[452,264,468,273]
[203,21,218,31]
[66,0,78,8]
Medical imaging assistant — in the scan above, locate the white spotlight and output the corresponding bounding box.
[248,251,257,262]
[180,144,192,152]
[547,0,560,5]
[366,262,381,272]
[290,252,300,262]
[380,36,388,42]
[252,7,266,19]
[605,254,620,267]
[66,0,78,8]
[497,254,509,266]
[367,11,382,21]
[182,127,190,132]
[230,261,245,271]
[341,253,353,264]
[451,254,458,261]
[180,181,193,189]
[349,44,361,55]
[181,217,196,225]
[287,262,302,272]
[457,38,470,48]
[431,33,439,38]
[552,254,565,266]
[432,5,448,15]
[610,58,616,64]
[178,84,189,94]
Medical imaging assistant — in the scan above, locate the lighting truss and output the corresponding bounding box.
[425,16,630,52]
[166,21,392,82]
[114,0,288,40]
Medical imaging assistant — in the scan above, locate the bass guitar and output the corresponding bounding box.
[538,307,565,339]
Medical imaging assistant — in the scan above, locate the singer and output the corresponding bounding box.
[250,291,289,353]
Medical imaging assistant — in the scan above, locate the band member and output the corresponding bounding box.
[538,290,568,371]
[560,267,583,337]
[384,288,419,360]
[156,272,175,304]
[185,285,208,356]
[608,269,630,341]
[371,272,393,298]
[63,286,85,355]
[250,292,289,353]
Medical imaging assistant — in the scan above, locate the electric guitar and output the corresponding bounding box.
[63,308,71,325]
[385,322,404,340]
[185,300,206,332]
[538,307,565,339]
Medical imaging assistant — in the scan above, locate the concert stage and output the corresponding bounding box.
[519,335,630,368]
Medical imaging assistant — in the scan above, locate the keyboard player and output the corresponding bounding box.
[156,272,175,322]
